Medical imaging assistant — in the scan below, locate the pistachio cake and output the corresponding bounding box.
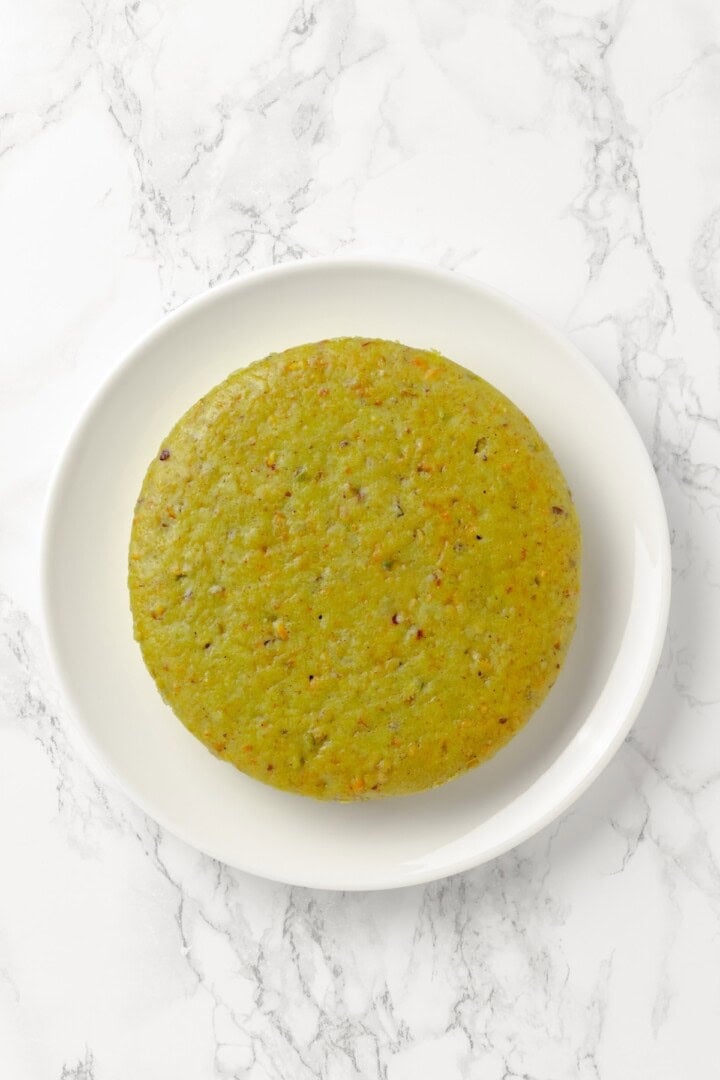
[129,337,580,800]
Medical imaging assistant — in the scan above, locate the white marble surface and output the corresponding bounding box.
[1,0,719,1076]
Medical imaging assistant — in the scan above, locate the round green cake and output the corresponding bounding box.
[129,337,580,799]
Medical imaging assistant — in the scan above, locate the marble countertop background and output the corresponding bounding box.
[2,1,719,1077]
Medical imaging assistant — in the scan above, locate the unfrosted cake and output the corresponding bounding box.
[128,338,581,799]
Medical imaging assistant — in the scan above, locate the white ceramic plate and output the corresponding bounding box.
[42,259,670,891]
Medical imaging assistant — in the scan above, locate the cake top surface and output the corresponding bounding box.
[129,337,580,799]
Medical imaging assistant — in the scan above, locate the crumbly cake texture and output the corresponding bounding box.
[129,337,581,800]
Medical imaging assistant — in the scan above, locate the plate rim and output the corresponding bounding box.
[40,256,672,890]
